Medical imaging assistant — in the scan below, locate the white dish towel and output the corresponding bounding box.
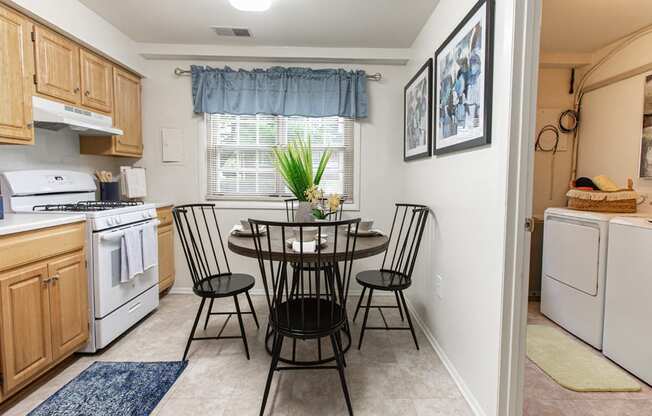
[120,227,144,283]
[142,223,158,271]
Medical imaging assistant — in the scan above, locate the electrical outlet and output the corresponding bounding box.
[435,274,443,299]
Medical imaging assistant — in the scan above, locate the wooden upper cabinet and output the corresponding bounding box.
[48,252,88,361]
[80,49,113,114]
[0,263,52,393]
[0,4,35,144]
[113,67,143,156]
[34,25,80,105]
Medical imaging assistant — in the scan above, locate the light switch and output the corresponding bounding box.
[161,128,183,163]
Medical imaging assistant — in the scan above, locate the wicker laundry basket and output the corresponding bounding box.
[566,179,639,213]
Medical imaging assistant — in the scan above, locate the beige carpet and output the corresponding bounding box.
[527,324,641,392]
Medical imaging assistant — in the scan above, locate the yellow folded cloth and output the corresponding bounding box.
[592,175,620,192]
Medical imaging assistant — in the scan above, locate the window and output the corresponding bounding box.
[205,114,355,202]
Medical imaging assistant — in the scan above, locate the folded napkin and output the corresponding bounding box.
[230,224,266,236]
[292,240,316,253]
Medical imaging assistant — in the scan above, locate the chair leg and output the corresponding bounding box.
[182,297,206,361]
[394,291,405,321]
[335,330,346,367]
[202,298,215,331]
[331,334,354,416]
[233,295,250,360]
[398,290,419,350]
[357,288,374,350]
[260,334,284,416]
[352,286,367,322]
[245,291,260,329]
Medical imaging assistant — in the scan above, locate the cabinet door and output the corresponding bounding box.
[0,263,52,393]
[0,5,34,144]
[158,224,175,292]
[113,67,142,156]
[48,252,88,361]
[34,25,80,105]
[80,49,113,114]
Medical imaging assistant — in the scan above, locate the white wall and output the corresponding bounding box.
[576,30,652,198]
[402,0,518,415]
[139,59,406,292]
[0,129,128,182]
[532,68,574,215]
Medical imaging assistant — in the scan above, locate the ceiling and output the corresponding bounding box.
[541,0,652,53]
[78,0,439,48]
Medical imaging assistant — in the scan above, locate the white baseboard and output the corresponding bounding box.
[403,298,486,416]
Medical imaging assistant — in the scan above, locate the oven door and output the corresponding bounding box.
[92,220,159,319]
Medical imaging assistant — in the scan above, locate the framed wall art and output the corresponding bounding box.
[434,0,495,155]
[404,59,433,161]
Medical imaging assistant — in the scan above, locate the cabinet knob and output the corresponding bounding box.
[42,278,51,288]
[84,91,90,97]
[74,87,80,93]
[51,274,60,283]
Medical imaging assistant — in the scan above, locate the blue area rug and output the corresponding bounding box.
[28,361,187,416]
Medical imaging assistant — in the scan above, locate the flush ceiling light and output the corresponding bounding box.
[228,0,272,12]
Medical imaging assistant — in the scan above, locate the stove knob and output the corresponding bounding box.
[115,217,122,225]
[107,218,115,226]
[142,212,149,219]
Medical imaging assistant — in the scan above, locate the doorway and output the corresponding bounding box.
[521,1,652,415]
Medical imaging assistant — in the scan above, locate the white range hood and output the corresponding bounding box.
[32,96,123,136]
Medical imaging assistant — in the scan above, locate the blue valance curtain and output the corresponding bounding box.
[190,66,368,119]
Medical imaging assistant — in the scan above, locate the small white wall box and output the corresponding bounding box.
[161,128,183,162]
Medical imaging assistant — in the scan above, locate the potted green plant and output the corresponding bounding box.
[272,137,332,222]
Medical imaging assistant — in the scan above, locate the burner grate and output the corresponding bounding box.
[33,200,143,212]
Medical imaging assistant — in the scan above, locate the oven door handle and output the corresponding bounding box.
[100,220,161,242]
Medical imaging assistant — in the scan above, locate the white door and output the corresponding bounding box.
[543,218,600,296]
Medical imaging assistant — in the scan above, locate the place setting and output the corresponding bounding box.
[347,219,385,237]
[230,219,268,236]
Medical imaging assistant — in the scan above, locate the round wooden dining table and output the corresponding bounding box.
[228,227,389,365]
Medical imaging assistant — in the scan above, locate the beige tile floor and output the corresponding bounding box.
[3,294,472,416]
[525,302,652,416]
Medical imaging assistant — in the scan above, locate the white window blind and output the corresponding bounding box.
[206,114,355,201]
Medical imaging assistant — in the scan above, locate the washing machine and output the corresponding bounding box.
[540,207,620,350]
[603,216,652,384]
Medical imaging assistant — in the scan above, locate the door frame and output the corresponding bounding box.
[497,0,542,415]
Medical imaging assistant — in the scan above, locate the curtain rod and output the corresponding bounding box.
[173,67,382,81]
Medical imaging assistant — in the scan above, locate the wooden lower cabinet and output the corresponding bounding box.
[48,252,88,361]
[0,263,52,392]
[157,206,175,293]
[0,223,88,400]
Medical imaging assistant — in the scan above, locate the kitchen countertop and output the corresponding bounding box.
[0,213,86,236]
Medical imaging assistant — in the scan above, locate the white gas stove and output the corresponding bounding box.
[0,170,160,353]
